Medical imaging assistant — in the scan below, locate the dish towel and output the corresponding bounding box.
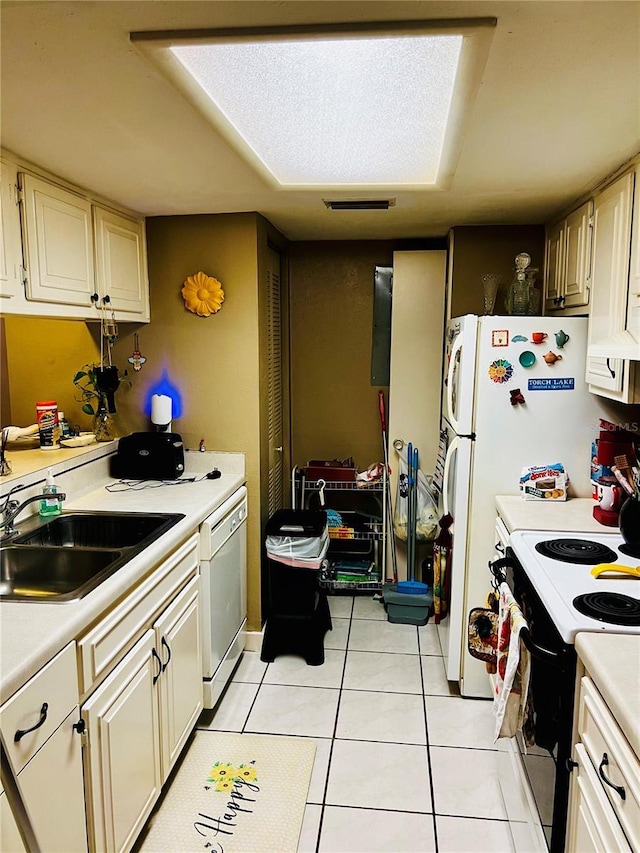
[493,582,531,741]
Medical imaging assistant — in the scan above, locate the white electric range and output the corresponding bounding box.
[493,528,640,853]
[509,530,640,641]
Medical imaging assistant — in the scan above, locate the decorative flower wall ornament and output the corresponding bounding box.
[181,271,225,316]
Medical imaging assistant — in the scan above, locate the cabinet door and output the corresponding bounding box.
[544,220,565,311]
[20,173,95,306]
[627,166,640,343]
[93,207,149,320]
[566,743,632,852]
[154,576,203,782]
[82,630,161,853]
[0,786,27,853]
[585,172,634,396]
[564,200,593,308]
[17,708,88,852]
[0,160,24,302]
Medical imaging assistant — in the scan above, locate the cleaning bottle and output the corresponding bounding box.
[432,513,453,624]
[39,468,62,517]
[58,411,72,439]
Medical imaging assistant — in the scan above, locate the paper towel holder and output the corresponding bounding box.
[151,393,172,433]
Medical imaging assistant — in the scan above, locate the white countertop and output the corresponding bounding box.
[0,450,245,704]
[575,633,640,759]
[495,495,611,534]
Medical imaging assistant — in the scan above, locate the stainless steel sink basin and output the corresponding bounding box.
[0,546,124,602]
[1,511,184,602]
[14,511,184,550]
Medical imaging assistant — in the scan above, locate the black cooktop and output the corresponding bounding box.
[535,538,618,565]
[573,592,640,626]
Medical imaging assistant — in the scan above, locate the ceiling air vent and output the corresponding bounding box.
[323,199,396,211]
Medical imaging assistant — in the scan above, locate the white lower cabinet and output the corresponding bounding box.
[0,784,26,853]
[82,575,202,853]
[155,576,202,776]
[567,675,639,851]
[0,643,87,852]
[82,630,162,853]
[567,743,631,852]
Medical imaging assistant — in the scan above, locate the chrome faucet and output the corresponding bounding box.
[0,490,67,542]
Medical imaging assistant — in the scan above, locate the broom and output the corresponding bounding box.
[397,444,428,595]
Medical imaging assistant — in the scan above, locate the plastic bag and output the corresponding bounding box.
[393,449,439,542]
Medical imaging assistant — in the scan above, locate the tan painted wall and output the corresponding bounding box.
[110,212,266,630]
[289,241,395,470]
[1,317,101,429]
[448,225,546,319]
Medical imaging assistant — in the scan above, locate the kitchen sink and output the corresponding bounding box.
[14,511,184,550]
[0,546,124,602]
[1,511,184,602]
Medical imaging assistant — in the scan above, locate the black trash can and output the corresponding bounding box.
[261,509,332,666]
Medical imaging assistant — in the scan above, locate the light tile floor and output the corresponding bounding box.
[194,594,515,853]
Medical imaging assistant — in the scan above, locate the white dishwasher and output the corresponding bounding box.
[199,486,247,709]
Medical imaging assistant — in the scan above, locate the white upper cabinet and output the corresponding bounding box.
[20,172,95,307]
[93,206,149,321]
[625,167,640,346]
[585,170,639,402]
[0,153,150,322]
[544,200,592,313]
[0,160,25,301]
[544,219,565,311]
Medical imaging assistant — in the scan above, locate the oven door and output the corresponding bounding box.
[493,552,577,853]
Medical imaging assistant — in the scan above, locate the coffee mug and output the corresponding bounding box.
[597,481,622,512]
[531,332,548,344]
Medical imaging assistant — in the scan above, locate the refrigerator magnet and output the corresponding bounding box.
[488,359,514,383]
[512,334,528,343]
[491,330,509,347]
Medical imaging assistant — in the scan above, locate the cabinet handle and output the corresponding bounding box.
[73,718,86,735]
[90,293,99,304]
[606,359,616,379]
[14,702,48,742]
[161,636,172,672]
[598,753,626,800]
[495,542,505,553]
[151,647,163,685]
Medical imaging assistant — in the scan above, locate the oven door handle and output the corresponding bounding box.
[520,629,561,664]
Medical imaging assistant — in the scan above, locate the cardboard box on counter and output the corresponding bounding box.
[520,464,568,501]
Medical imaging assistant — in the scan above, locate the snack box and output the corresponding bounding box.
[520,463,568,501]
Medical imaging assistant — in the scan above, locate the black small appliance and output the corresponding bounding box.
[111,432,185,480]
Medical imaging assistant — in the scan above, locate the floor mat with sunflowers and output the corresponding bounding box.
[137,731,316,852]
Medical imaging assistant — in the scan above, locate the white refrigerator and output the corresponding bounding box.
[436,314,610,698]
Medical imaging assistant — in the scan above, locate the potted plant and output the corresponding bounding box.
[73,364,121,442]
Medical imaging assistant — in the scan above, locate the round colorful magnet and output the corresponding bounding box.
[488,359,514,383]
[519,350,536,368]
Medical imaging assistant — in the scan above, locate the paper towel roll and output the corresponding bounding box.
[151,394,172,427]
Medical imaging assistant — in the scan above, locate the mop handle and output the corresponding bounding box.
[407,442,413,582]
[412,447,419,583]
[378,390,387,435]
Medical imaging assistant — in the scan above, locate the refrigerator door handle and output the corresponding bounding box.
[446,334,463,433]
[442,434,459,517]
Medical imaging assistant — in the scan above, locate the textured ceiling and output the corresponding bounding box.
[1,1,638,240]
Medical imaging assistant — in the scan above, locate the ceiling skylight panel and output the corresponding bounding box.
[169,33,463,186]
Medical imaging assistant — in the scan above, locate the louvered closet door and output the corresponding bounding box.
[267,247,284,516]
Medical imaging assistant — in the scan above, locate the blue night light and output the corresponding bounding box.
[144,372,183,420]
